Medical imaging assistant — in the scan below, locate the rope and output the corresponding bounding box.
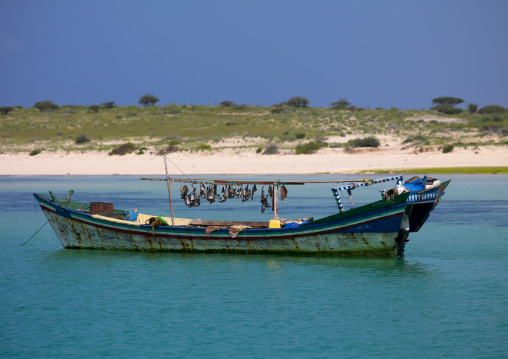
[166,156,190,179]
[22,220,48,246]
[34,197,37,239]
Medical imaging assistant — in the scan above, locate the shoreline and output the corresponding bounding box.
[2,146,507,176]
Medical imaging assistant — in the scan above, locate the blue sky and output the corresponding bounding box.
[1,0,507,109]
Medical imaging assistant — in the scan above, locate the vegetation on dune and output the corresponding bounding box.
[219,100,235,107]
[330,99,351,110]
[431,96,464,115]
[195,144,212,151]
[109,142,136,156]
[102,101,116,109]
[431,105,463,115]
[0,106,14,115]
[89,105,100,113]
[263,143,279,155]
[138,94,160,107]
[33,100,59,112]
[442,144,454,153]
[157,144,179,155]
[286,96,310,108]
[75,134,91,144]
[347,137,380,148]
[295,141,323,154]
[0,97,506,154]
[478,105,507,114]
[432,97,464,107]
[468,103,478,114]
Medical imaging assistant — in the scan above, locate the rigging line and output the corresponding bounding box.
[34,197,37,240]
[166,156,190,179]
[22,220,48,247]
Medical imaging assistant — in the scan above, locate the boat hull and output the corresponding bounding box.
[35,193,410,256]
[406,180,450,232]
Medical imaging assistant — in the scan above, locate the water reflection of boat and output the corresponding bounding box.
[34,168,449,257]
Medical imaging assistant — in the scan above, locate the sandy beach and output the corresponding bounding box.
[1,145,507,175]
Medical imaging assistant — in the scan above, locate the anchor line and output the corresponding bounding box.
[22,220,49,246]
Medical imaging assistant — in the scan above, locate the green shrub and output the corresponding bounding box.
[102,102,116,109]
[256,146,262,153]
[0,106,14,115]
[431,105,463,115]
[33,100,59,112]
[431,97,464,107]
[481,115,504,123]
[196,144,212,151]
[157,145,179,155]
[330,99,351,109]
[75,134,91,144]
[287,96,310,108]
[347,137,380,148]
[481,125,508,136]
[402,135,428,144]
[29,149,42,156]
[468,103,478,114]
[109,142,136,155]
[271,107,293,114]
[478,105,507,114]
[295,141,322,154]
[295,131,306,139]
[219,100,235,107]
[263,143,279,155]
[348,106,363,112]
[138,94,160,107]
[442,144,454,153]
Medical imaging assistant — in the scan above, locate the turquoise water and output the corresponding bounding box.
[1,175,507,358]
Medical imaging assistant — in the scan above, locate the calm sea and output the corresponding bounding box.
[0,174,507,358]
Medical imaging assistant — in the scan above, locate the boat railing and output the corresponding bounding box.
[331,175,404,212]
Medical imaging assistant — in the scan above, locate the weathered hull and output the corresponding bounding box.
[406,180,451,232]
[35,193,411,256]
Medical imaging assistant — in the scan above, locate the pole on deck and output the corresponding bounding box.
[273,184,279,219]
[163,152,175,226]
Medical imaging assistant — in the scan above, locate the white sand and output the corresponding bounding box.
[1,146,507,175]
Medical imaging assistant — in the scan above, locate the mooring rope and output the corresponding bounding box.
[34,197,37,238]
[22,220,48,246]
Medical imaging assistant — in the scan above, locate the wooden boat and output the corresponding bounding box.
[33,168,450,257]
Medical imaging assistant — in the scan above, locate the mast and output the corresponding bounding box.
[163,152,175,226]
[273,184,279,220]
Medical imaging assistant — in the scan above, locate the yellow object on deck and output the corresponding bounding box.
[269,219,281,229]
